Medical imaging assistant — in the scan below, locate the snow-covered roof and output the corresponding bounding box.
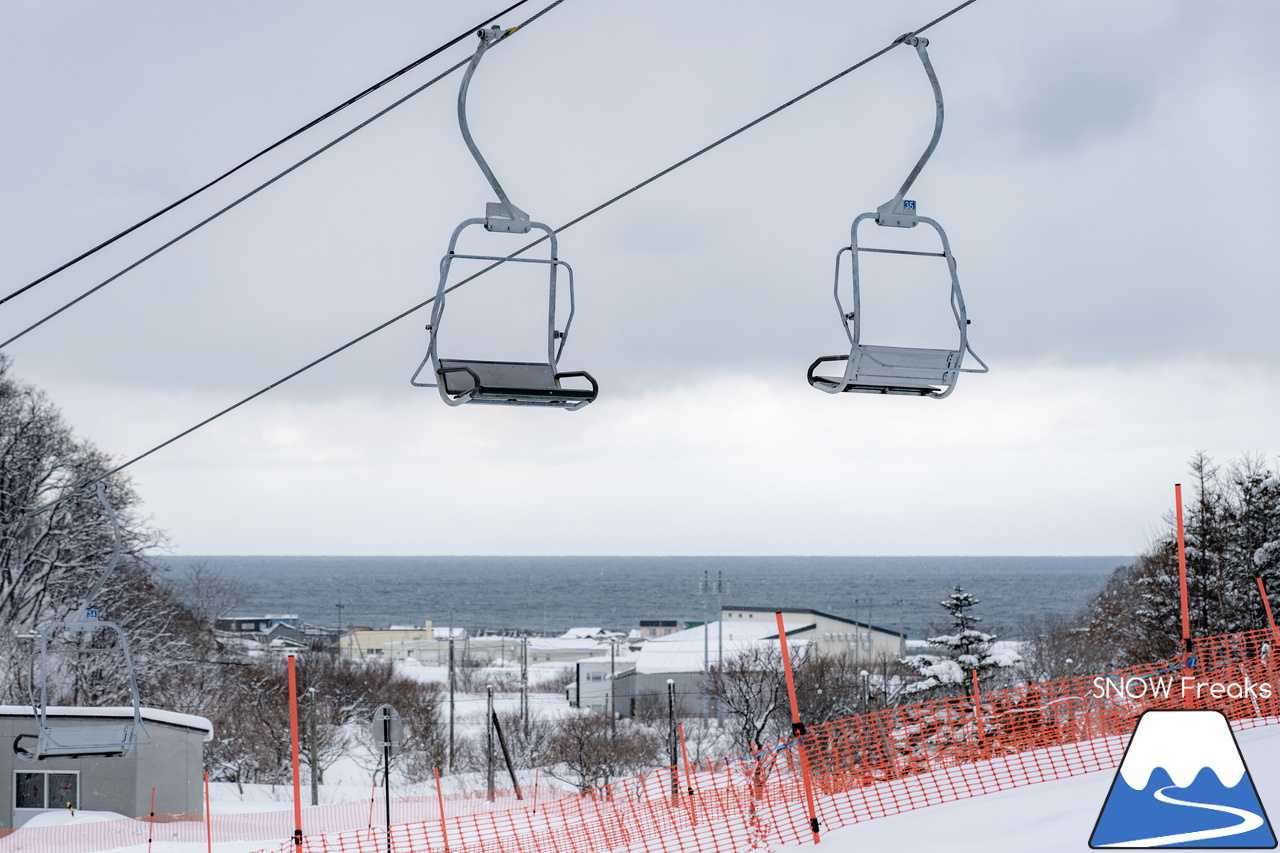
[0,705,214,741]
[577,652,640,668]
[633,621,809,674]
[528,636,609,652]
[560,627,605,639]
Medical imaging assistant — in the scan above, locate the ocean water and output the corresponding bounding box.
[154,555,1129,641]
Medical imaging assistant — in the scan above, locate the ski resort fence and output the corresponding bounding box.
[3,625,1278,853]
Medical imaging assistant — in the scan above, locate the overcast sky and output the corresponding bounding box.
[0,0,1276,556]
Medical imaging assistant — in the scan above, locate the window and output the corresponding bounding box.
[15,771,78,811]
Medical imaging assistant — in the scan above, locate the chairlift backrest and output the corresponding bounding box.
[807,36,987,399]
[410,26,597,410]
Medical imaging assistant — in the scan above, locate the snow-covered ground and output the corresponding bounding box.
[39,722,1280,853]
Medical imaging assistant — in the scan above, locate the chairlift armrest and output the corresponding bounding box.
[13,733,36,762]
[553,371,599,410]
[553,370,598,395]
[436,364,482,401]
[807,355,849,382]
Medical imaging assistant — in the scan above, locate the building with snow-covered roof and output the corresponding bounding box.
[574,621,810,718]
[721,606,905,661]
[0,706,212,829]
[339,624,435,659]
[637,619,693,639]
[567,651,640,713]
[215,613,307,651]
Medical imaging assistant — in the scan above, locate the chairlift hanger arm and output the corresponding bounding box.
[877,36,944,228]
[458,26,531,232]
[74,482,122,616]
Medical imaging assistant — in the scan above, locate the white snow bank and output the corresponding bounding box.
[21,810,129,827]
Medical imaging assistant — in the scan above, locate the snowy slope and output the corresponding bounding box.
[777,724,1280,853]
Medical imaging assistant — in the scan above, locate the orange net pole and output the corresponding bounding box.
[971,669,985,753]
[1259,577,1279,640]
[1176,483,1191,654]
[677,723,696,827]
[774,611,821,843]
[434,767,450,853]
[147,783,156,850]
[288,654,303,851]
[205,773,213,853]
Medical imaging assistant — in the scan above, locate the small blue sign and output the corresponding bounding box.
[84,609,98,619]
[903,200,917,211]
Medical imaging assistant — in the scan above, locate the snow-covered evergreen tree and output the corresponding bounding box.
[1087,452,1280,666]
[901,586,1020,696]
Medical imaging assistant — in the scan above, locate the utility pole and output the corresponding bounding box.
[699,570,728,726]
[609,638,617,737]
[486,686,495,801]
[307,687,319,806]
[716,571,727,726]
[700,571,710,727]
[520,635,529,739]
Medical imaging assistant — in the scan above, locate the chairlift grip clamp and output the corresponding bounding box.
[894,34,928,48]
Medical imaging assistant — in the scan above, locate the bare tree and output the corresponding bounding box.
[543,711,664,791]
[168,561,247,627]
[0,356,163,630]
[703,645,791,753]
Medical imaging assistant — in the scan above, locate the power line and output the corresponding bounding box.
[9,0,983,529]
[0,2,567,351]
[0,0,538,313]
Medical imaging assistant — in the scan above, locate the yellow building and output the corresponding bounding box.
[340,623,434,659]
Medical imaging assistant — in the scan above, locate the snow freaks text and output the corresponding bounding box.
[1090,676,1274,701]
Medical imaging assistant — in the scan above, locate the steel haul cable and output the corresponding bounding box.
[8,0,983,527]
[0,0,568,351]
[0,0,538,312]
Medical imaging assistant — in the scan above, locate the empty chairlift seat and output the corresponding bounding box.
[807,36,986,400]
[437,359,597,408]
[410,25,597,411]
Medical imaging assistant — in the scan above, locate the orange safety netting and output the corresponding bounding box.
[3,626,1276,853]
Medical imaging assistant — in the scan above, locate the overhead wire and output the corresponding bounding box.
[0,0,539,313]
[0,0,568,351]
[7,0,983,529]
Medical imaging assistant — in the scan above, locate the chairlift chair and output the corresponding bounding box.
[411,25,598,410]
[14,484,150,762]
[808,36,987,399]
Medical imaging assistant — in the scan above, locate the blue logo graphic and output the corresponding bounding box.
[1090,710,1276,848]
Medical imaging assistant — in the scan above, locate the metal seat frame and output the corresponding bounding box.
[808,36,987,400]
[411,25,597,410]
[15,484,150,762]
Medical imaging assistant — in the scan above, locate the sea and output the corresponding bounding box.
[153,555,1130,641]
